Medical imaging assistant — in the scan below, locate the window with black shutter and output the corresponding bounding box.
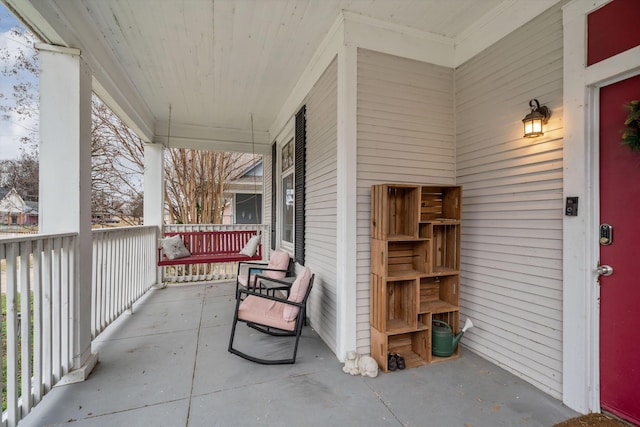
[294,106,306,265]
[271,142,277,250]
[270,105,306,264]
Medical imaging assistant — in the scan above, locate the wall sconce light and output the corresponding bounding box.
[522,99,551,138]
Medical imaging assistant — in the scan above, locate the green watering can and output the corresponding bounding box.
[432,318,474,357]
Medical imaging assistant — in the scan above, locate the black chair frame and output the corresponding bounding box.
[228,274,314,365]
[235,258,294,299]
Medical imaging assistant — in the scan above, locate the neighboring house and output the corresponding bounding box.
[223,160,263,225]
[8,0,640,422]
[0,187,38,226]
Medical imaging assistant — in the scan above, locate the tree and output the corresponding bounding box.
[91,96,144,224]
[0,150,38,200]
[164,149,258,224]
[0,19,39,153]
[129,191,144,224]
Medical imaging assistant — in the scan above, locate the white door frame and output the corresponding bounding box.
[562,0,640,414]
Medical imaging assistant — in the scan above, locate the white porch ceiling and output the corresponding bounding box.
[5,0,559,153]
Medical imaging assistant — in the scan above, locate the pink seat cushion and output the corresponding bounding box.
[237,295,296,332]
[264,250,290,279]
[283,267,312,321]
[237,264,266,289]
[237,273,255,287]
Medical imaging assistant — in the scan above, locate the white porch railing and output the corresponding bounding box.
[0,233,77,427]
[0,226,157,427]
[91,226,158,339]
[161,224,269,283]
[1,224,259,425]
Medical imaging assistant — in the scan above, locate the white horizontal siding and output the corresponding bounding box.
[455,3,564,398]
[356,48,455,354]
[305,59,338,352]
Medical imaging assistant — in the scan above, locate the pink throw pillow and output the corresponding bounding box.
[283,267,312,321]
[265,250,290,279]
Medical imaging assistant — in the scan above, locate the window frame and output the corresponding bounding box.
[275,120,295,254]
[279,137,295,252]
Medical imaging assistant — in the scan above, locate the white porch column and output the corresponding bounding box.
[335,43,358,360]
[143,142,164,227]
[144,142,164,285]
[37,44,98,380]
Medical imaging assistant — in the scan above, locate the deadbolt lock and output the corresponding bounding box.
[599,224,613,245]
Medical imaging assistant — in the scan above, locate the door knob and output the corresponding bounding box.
[597,265,613,277]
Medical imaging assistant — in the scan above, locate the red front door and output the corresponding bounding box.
[599,74,640,425]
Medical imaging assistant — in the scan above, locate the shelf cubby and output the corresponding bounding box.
[420,186,461,221]
[433,223,460,273]
[419,223,433,239]
[370,275,417,333]
[371,184,420,240]
[371,239,429,278]
[419,276,459,314]
[387,241,428,277]
[371,327,429,372]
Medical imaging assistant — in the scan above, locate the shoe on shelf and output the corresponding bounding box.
[388,353,398,371]
[396,354,406,369]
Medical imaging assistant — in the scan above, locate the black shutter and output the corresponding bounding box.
[294,106,306,265]
[271,142,277,250]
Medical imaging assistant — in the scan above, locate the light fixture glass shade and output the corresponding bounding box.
[523,111,544,137]
[522,99,550,138]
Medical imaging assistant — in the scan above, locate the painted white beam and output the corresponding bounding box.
[343,11,454,68]
[3,0,64,44]
[335,43,358,361]
[11,0,155,141]
[143,143,164,228]
[144,142,164,287]
[154,122,271,155]
[37,43,97,379]
[585,44,640,87]
[455,0,563,66]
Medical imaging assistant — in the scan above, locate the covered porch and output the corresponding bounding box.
[20,281,577,427]
[2,0,640,425]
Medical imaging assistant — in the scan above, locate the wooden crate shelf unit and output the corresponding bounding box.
[370,183,463,372]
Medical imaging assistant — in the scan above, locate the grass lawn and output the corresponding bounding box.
[2,292,33,412]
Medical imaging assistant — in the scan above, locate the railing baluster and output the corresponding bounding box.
[51,237,62,383]
[42,238,53,393]
[32,239,43,404]
[0,244,4,422]
[60,236,70,375]
[19,241,33,418]
[100,232,107,334]
[91,235,98,337]
[106,234,114,325]
[6,243,19,427]
[65,235,75,373]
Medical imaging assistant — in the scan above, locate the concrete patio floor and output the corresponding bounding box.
[21,281,578,427]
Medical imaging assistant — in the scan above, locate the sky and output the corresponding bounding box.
[0,4,38,160]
